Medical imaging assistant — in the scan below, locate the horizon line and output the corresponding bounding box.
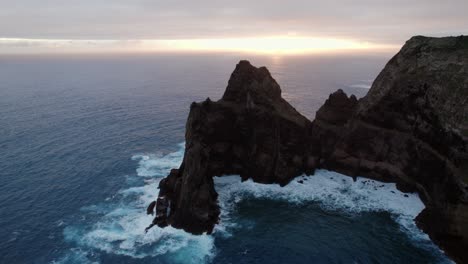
[0,36,400,55]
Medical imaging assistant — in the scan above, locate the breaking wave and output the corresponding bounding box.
[56,143,447,263]
[56,144,215,264]
[215,173,427,242]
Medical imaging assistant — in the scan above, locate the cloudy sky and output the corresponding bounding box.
[1,0,467,54]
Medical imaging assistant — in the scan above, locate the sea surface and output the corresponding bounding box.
[0,53,452,263]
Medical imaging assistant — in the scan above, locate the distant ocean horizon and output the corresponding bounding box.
[0,53,451,263]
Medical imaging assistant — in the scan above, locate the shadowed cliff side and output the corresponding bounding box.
[151,36,468,263]
[154,61,316,234]
[324,36,468,263]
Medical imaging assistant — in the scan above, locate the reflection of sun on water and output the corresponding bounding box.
[270,55,284,69]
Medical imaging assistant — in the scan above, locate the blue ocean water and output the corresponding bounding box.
[0,53,451,263]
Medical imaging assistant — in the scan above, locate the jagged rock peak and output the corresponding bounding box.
[315,89,358,126]
[222,60,282,103]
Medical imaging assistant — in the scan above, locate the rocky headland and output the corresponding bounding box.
[148,36,468,263]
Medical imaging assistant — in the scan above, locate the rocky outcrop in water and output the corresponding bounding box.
[151,36,468,263]
[153,60,315,234]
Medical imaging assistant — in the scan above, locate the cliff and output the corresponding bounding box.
[153,61,315,234]
[321,36,468,263]
[149,36,468,263]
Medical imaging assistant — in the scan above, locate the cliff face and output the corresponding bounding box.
[321,36,468,263]
[155,61,315,234]
[151,36,468,263]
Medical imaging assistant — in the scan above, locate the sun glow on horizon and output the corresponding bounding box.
[0,36,398,55]
[142,36,398,55]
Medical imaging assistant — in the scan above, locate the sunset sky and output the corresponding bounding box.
[1,0,467,54]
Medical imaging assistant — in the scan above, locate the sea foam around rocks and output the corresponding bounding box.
[56,143,444,263]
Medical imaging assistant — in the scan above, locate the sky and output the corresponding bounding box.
[1,0,467,54]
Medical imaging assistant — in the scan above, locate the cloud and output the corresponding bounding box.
[0,0,467,44]
[0,38,145,53]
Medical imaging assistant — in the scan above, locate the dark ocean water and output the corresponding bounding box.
[0,53,452,263]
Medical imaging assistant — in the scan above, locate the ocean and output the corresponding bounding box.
[0,53,452,263]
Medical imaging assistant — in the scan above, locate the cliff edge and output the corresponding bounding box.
[150,36,468,263]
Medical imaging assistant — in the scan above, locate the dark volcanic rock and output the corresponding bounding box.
[153,60,314,234]
[151,36,468,263]
[146,201,156,215]
[317,36,468,262]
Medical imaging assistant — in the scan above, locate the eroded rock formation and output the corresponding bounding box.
[151,36,468,263]
[154,60,315,234]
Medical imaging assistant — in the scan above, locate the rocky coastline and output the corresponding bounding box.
[148,36,468,263]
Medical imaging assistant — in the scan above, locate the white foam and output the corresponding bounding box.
[213,171,431,243]
[131,143,185,177]
[62,144,215,264]
[61,143,442,263]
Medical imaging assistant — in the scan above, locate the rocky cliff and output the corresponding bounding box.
[150,36,468,263]
[321,36,468,263]
[153,61,315,234]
